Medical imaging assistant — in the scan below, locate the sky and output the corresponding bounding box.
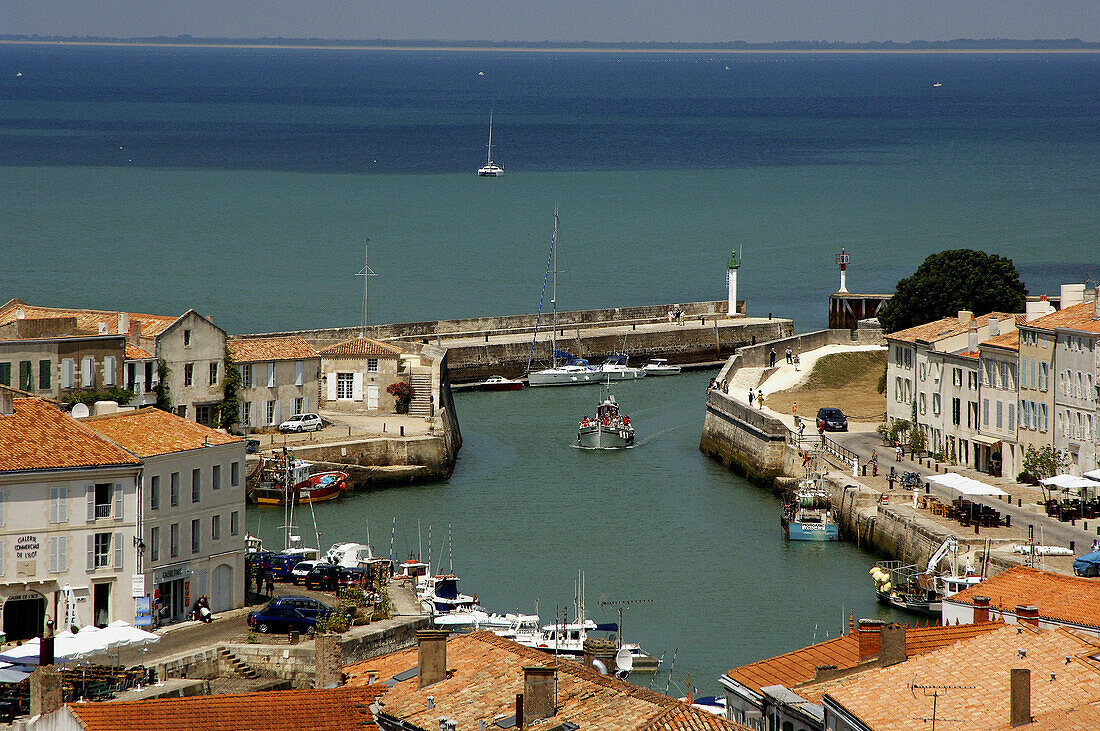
[2,1,1099,44]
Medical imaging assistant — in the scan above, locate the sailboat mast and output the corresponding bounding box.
[487,112,493,165]
[551,211,558,360]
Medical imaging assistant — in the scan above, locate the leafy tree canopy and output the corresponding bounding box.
[878,249,1027,333]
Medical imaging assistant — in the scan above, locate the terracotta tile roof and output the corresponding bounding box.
[947,566,1100,630]
[0,397,140,472]
[228,336,319,363]
[886,312,1022,344]
[346,631,750,731]
[83,407,241,457]
[1023,301,1100,334]
[0,299,180,337]
[1006,699,1100,730]
[125,343,155,360]
[726,619,1004,698]
[318,337,404,357]
[67,686,386,731]
[823,625,1100,731]
[981,330,1020,351]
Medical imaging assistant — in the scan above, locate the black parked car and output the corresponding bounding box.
[303,563,342,591]
[337,566,369,589]
[816,407,848,432]
[247,597,332,634]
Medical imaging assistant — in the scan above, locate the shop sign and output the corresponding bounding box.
[14,536,39,560]
[153,564,191,583]
[131,574,146,598]
[134,597,152,627]
[0,591,42,606]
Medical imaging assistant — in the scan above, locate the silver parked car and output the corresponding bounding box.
[279,413,323,433]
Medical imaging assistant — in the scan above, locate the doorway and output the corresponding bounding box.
[2,595,45,641]
[93,583,111,627]
[367,385,380,410]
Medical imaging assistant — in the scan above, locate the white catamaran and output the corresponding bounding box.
[527,212,600,387]
[477,112,504,177]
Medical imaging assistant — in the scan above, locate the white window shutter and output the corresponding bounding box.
[326,374,338,401]
[114,532,124,569]
[86,485,95,523]
[0,490,5,526]
[49,537,57,573]
[104,356,116,386]
[274,400,282,425]
[295,361,303,386]
[303,395,309,413]
[352,373,364,401]
[86,534,95,572]
[249,402,255,425]
[0,540,5,576]
[60,487,68,523]
[113,483,123,521]
[59,536,68,573]
[267,363,275,388]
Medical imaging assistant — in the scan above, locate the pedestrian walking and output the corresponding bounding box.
[748,390,755,407]
[757,389,764,409]
[722,380,729,394]
[870,449,878,477]
[265,572,275,597]
[793,353,800,371]
[852,456,860,477]
[1092,539,1099,553]
[785,347,793,364]
[895,443,903,462]
[769,349,777,368]
[887,466,896,490]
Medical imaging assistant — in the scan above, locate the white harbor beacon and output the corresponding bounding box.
[726,249,740,317]
[837,247,850,293]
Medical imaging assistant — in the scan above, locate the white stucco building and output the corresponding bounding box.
[228,335,321,432]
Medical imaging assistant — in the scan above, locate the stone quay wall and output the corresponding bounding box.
[699,391,791,482]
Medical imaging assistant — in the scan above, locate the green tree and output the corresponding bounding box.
[908,427,927,456]
[1022,445,1068,482]
[218,347,241,432]
[878,250,1027,333]
[154,358,172,412]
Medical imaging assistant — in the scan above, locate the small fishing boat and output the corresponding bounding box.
[641,358,681,376]
[577,385,634,449]
[477,375,524,391]
[418,574,481,615]
[594,355,647,381]
[870,537,981,615]
[781,475,839,541]
[477,112,504,176]
[248,454,349,505]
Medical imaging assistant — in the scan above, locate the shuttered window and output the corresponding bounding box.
[114,531,124,569]
[150,526,160,562]
[49,486,68,523]
[294,361,304,386]
[114,483,123,521]
[192,469,201,503]
[19,360,33,391]
[39,360,51,390]
[49,536,68,573]
[82,357,95,387]
[103,356,115,386]
[150,475,160,510]
[61,359,75,388]
[0,362,10,387]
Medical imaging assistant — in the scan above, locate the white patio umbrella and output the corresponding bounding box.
[103,620,160,649]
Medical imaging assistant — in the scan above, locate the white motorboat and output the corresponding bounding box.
[477,375,524,391]
[577,386,635,449]
[594,355,646,381]
[433,611,538,633]
[477,111,504,176]
[641,358,681,376]
[418,574,481,615]
[529,358,600,387]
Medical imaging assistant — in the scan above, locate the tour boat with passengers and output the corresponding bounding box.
[577,385,635,449]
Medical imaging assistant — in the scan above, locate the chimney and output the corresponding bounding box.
[973,596,991,624]
[0,389,12,417]
[315,633,343,689]
[582,638,618,674]
[29,666,63,716]
[988,317,1000,337]
[515,694,524,729]
[958,310,973,326]
[522,666,556,723]
[118,312,129,335]
[1010,668,1031,727]
[1015,605,1040,628]
[1060,284,1085,309]
[417,629,449,689]
[98,321,108,335]
[879,624,906,667]
[857,619,884,662]
[968,323,979,353]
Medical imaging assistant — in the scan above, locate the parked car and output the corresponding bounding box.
[245,439,261,454]
[337,566,369,589]
[1073,551,1100,577]
[816,407,848,432]
[304,563,342,591]
[279,413,323,433]
[289,560,321,584]
[268,554,307,581]
[247,597,332,634]
[246,550,274,573]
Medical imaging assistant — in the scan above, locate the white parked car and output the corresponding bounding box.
[290,560,321,584]
[279,413,323,433]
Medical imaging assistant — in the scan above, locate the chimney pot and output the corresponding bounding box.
[879,624,907,667]
[857,619,885,662]
[1010,668,1031,727]
[417,629,450,689]
[988,317,1000,337]
[1015,605,1040,628]
[0,390,13,417]
[973,595,991,623]
[522,666,556,723]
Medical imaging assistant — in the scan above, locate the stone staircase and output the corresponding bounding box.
[408,372,433,418]
[217,648,261,680]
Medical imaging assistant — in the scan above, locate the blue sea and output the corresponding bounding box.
[1,47,1098,332]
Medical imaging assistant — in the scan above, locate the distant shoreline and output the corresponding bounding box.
[3,39,1100,54]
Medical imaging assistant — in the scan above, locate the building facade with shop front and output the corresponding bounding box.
[0,390,142,640]
[81,407,246,623]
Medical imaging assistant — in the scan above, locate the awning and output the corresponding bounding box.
[1081,469,1100,482]
[970,434,1001,446]
[926,472,1009,497]
[1040,474,1097,490]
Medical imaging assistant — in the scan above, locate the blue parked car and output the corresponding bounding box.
[1072,551,1100,577]
[267,554,308,581]
[247,597,332,634]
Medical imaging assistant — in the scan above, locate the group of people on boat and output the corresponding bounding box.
[580,414,630,428]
